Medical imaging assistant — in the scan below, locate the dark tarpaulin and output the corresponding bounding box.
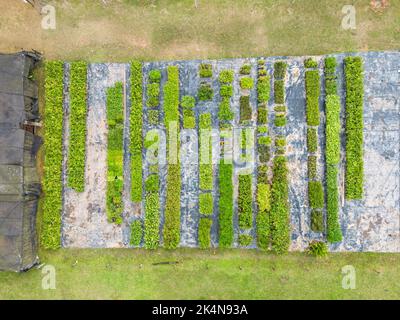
[0,51,41,272]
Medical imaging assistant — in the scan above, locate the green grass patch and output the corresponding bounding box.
[308,155,317,180]
[198,82,213,101]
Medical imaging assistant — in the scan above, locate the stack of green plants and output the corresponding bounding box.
[218,154,234,248]
[181,95,195,129]
[270,156,290,253]
[106,82,124,224]
[67,61,87,192]
[143,131,161,249]
[344,56,364,200]
[130,61,143,203]
[239,63,253,124]
[305,70,320,126]
[42,61,64,249]
[163,66,181,249]
[304,58,324,233]
[238,174,253,230]
[273,61,287,126]
[218,69,234,122]
[198,112,213,248]
[324,57,342,243]
[269,61,290,253]
[130,220,143,246]
[199,63,212,78]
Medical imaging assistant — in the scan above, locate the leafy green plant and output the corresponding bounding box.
[240,77,254,89]
[308,181,324,209]
[219,163,233,247]
[325,57,337,95]
[270,156,290,254]
[198,218,212,249]
[344,56,364,200]
[42,61,64,249]
[199,193,213,215]
[148,109,159,125]
[130,61,143,202]
[274,80,285,104]
[274,114,286,127]
[311,210,324,232]
[199,113,211,129]
[219,98,234,121]
[258,165,268,184]
[238,174,252,229]
[219,69,234,83]
[256,182,271,250]
[258,144,270,163]
[257,76,270,103]
[220,84,233,98]
[145,174,159,193]
[274,61,287,80]
[326,95,340,165]
[130,220,143,246]
[144,192,160,249]
[326,166,342,242]
[181,95,195,108]
[275,137,286,147]
[307,128,318,153]
[198,82,213,101]
[257,108,267,125]
[163,66,181,249]
[147,82,160,107]
[67,61,87,192]
[258,136,271,145]
[305,70,320,126]
[199,63,212,78]
[307,240,328,257]
[274,105,286,113]
[149,69,161,83]
[240,64,251,75]
[308,155,317,180]
[257,126,268,134]
[106,83,124,224]
[238,234,253,246]
[240,95,251,122]
[304,58,318,68]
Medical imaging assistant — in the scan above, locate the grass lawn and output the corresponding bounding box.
[0,249,399,299]
[0,0,398,61]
